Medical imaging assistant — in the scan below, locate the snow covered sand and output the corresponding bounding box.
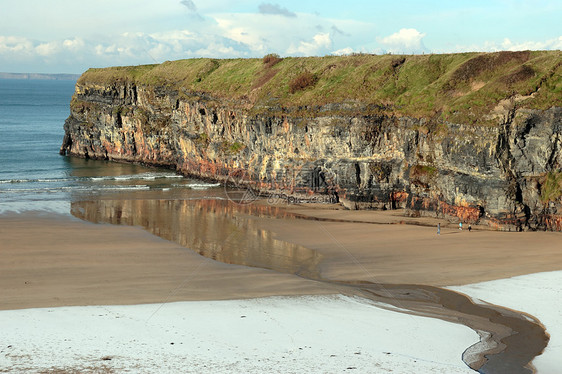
[2,272,561,373]
[0,295,476,373]
[452,270,562,374]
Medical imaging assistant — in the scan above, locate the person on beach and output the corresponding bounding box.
[437,223,440,235]
[459,222,463,230]
[468,224,472,232]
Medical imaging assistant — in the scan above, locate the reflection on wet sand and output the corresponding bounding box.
[72,198,547,374]
[72,199,322,279]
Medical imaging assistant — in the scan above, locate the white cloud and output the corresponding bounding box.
[0,36,34,54]
[63,38,85,51]
[4,21,561,75]
[211,11,374,57]
[314,33,332,48]
[287,32,332,56]
[35,42,58,56]
[378,28,427,54]
[194,42,238,57]
[0,3,376,72]
[214,18,266,54]
[1,0,562,73]
[331,47,354,55]
[444,36,562,54]
[150,30,197,54]
[501,36,562,51]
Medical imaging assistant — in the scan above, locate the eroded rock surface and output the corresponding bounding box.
[60,79,562,231]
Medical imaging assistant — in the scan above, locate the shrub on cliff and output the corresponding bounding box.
[541,172,562,202]
[409,164,438,188]
[289,71,317,94]
[262,53,282,68]
[218,140,245,155]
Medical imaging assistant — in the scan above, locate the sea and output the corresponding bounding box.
[0,78,222,215]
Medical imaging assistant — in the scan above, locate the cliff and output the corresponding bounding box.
[60,51,562,231]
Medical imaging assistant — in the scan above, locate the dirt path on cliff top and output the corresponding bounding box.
[2,203,561,373]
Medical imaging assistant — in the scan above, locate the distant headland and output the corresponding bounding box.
[0,72,80,81]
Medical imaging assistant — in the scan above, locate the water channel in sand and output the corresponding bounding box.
[71,197,548,374]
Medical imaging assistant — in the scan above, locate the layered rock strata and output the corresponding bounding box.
[60,63,562,231]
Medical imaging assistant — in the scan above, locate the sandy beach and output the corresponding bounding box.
[259,204,562,286]
[1,204,561,373]
[0,212,335,311]
[4,204,562,310]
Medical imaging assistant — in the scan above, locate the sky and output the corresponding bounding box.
[1,0,561,73]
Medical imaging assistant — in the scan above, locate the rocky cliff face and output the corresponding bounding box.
[60,66,562,231]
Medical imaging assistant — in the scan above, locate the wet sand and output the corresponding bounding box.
[0,212,335,311]
[260,203,562,286]
[2,203,562,308]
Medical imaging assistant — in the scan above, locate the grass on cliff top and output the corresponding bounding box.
[78,51,562,123]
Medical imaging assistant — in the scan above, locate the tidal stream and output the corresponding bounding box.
[71,198,548,374]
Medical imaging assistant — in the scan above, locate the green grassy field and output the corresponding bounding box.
[78,51,562,124]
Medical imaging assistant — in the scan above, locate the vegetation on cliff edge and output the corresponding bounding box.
[541,171,562,203]
[77,51,562,124]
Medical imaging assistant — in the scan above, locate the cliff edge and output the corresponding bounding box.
[60,51,562,231]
